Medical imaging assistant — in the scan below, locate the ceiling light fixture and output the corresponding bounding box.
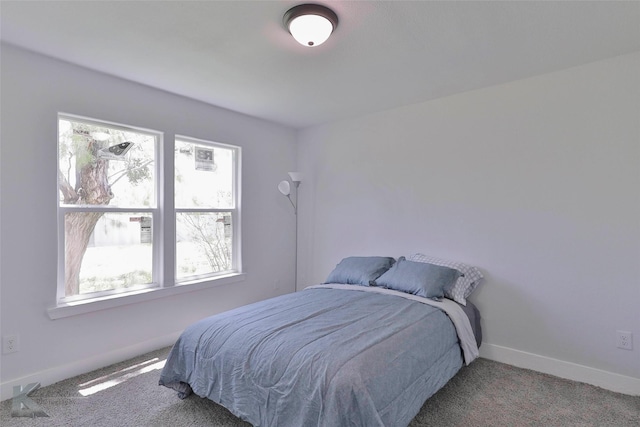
[283,3,338,47]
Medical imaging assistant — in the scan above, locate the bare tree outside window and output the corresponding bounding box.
[176,212,232,278]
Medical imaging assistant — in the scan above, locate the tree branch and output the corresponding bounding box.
[58,169,78,204]
[108,159,153,186]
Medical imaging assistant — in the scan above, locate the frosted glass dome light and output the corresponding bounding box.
[284,4,338,47]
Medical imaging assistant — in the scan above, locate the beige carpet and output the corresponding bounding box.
[1,346,638,426]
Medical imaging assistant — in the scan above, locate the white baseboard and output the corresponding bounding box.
[480,342,640,396]
[0,331,181,402]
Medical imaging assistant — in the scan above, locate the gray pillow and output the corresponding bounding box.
[408,253,483,306]
[324,256,395,286]
[375,257,461,299]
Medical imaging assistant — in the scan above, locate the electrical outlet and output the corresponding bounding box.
[3,334,19,354]
[616,331,633,350]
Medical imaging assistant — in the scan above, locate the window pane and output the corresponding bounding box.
[65,212,153,296]
[176,212,232,280]
[175,140,233,208]
[59,118,156,208]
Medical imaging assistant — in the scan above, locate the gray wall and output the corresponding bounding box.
[296,52,640,392]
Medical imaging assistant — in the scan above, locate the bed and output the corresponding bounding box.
[159,254,483,427]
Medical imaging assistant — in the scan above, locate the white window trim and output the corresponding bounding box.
[53,114,243,318]
[48,273,246,320]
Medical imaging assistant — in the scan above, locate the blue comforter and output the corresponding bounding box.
[159,287,466,427]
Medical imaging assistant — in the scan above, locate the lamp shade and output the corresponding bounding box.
[288,172,303,183]
[284,4,338,47]
[278,180,291,196]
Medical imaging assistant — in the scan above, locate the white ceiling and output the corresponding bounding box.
[2,1,639,129]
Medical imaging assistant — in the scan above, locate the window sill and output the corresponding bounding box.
[47,273,246,320]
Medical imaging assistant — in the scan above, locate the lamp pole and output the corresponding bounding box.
[292,180,300,290]
[279,173,303,291]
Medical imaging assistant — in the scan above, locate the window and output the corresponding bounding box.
[57,114,241,304]
[175,137,240,281]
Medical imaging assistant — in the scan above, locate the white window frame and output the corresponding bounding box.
[51,114,244,319]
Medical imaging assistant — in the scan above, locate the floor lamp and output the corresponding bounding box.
[278,172,303,290]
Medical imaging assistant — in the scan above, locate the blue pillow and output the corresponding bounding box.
[325,256,395,286]
[375,257,461,299]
